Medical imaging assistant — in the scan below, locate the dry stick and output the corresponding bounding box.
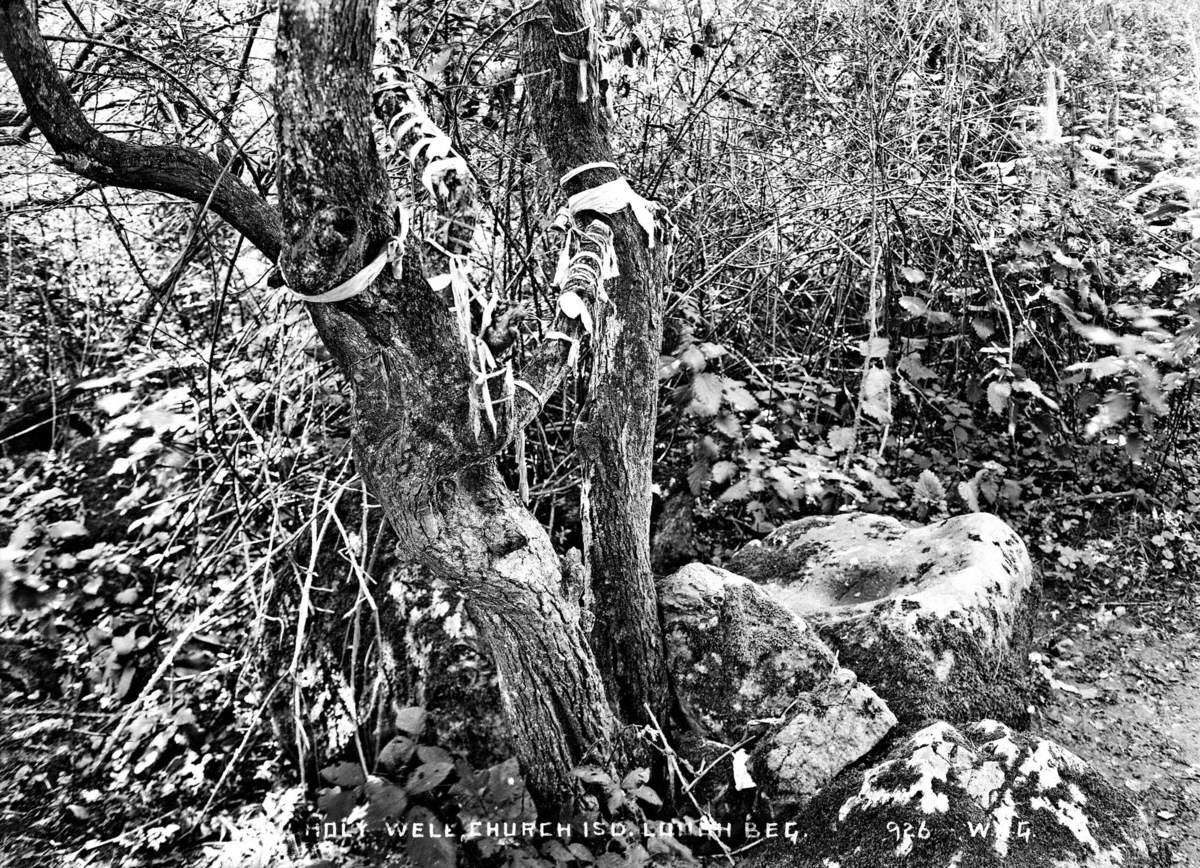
[195,675,285,827]
[89,523,313,772]
[641,703,735,865]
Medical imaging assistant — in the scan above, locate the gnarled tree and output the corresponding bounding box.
[0,0,669,803]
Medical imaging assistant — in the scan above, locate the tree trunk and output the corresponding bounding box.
[1,0,650,805]
[273,0,615,803]
[521,9,670,728]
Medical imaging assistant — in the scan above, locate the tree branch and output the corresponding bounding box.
[0,0,283,261]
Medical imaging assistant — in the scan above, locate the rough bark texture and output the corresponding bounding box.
[521,2,670,728]
[1,0,622,804]
[0,0,282,260]
[273,0,616,803]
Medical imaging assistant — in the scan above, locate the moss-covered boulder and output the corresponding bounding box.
[726,513,1037,727]
[743,720,1152,868]
[660,564,896,809]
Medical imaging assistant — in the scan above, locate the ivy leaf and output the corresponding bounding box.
[406,761,453,795]
[321,761,366,788]
[378,735,416,770]
[416,745,452,765]
[364,778,408,826]
[317,788,358,823]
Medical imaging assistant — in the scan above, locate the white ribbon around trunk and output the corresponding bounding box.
[284,209,410,304]
[561,162,658,249]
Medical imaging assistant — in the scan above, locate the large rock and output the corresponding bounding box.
[660,564,896,810]
[726,513,1037,727]
[744,720,1153,868]
[752,666,895,814]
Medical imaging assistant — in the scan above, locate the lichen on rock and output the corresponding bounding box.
[660,563,896,810]
[743,720,1153,868]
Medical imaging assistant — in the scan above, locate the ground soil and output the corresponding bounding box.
[1034,589,1200,865]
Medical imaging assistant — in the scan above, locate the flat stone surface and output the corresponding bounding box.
[727,513,1038,726]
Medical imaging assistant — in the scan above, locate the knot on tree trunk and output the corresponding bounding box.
[282,204,367,294]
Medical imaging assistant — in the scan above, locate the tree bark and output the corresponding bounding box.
[0,0,282,260]
[272,0,615,803]
[521,6,670,728]
[1,0,654,804]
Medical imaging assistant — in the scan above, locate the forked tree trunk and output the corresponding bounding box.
[273,0,616,802]
[0,0,665,805]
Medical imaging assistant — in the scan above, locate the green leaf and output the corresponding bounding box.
[46,520,88,540]
[378,735,416,770]
[620,768,649,790]
[722,379,760,412]
[317,788,358,823]
[827,426,856,453]
[571,765,613,786]
[542,840,576,863]
[405,807,455,868]
[364,778,408,826]
[958,479,981,513]
[632,785,662,807]
[861,368,892,423]
[395,706,426,736]
[913,470,946,504]
[987,381,1011,415]
[416,745,452,765]
[710,460,738,485]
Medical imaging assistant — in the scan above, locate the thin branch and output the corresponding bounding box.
[0,0,282,260]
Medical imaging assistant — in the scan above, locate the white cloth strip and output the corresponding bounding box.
[560,161,619,187]
[567,178,658,249]
[285,211,409,304]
